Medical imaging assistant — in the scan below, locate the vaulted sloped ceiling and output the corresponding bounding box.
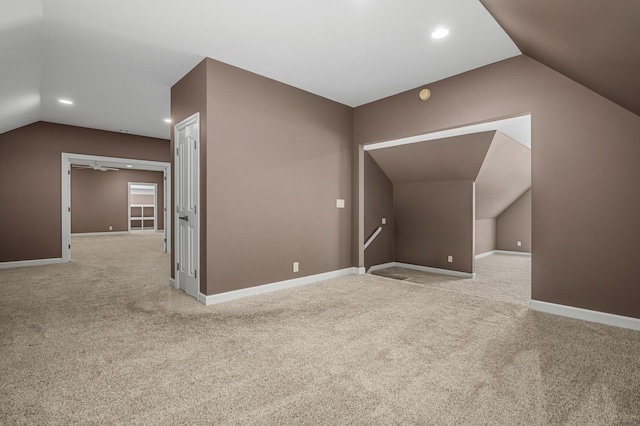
[368,131,531,219]
[480,0,640,117]
[367,132,496,184]
[475,132,531,219]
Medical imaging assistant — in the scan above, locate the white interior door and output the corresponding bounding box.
[175,113,200,298]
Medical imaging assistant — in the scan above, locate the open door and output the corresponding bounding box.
[174,113,200,298]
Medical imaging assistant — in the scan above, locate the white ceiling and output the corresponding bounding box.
[1,0,520,139]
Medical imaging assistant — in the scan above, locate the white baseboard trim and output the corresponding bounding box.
[495,250,531,257]
[475,251,495,259]
[0,258,64,269]
[529,300,640,331]
[197,267,360,306]
[72,231,130,237]
[367,261,474,278]
[475,250,532,259]
[367,262,397,274]
[169,278,176,289]
[357,267,366,275]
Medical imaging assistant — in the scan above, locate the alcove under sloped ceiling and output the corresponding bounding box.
[365,130,531,273]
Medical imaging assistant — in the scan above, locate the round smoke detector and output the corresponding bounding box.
[419,88,431,101]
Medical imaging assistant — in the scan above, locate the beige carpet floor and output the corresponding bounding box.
[371,254,531,305]
[1,234,639,425]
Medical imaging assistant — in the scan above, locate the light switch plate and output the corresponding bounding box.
[517,241,522,246]
[382,218,387,225]
[336,199,345,208]
[447,255,453,263]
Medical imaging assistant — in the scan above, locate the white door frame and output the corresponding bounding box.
[174,113,200,296]
[61,152,171,262]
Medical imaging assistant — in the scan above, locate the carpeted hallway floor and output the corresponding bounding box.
[1,234,639,425]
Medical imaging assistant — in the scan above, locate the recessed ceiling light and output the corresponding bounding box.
[431,28,449,39]
[164,118,171,124]
[126,165,133,168]
[58,99,73,105]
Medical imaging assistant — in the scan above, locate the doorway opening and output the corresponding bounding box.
[61,153,171,262]
[361,114,532,304]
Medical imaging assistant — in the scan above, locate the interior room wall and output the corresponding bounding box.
[0,122,169,263]
[353,55,640,319]
[205,58,353,295]
[475,219,496,255]
[394,180,475,274]
[364,152,395,270]
[71,169,164,233]
[172,58,353,296]
[496,188,531,252]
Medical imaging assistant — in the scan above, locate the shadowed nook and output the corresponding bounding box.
[363,123,532,297]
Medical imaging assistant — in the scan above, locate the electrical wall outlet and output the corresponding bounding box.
[382,218,387,225]
[109,225,113,231]
[447,255,453,263]
[517,241,522,247]
[293,262,299,273]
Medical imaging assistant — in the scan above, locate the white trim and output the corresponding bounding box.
[174,112,200,298]
[366,261,475,278]
[128,182,158,232]
[0,258,63,269]
[169,278,177,289]
[197,267,360,305]
[475,251,495,259]
[364,226,382,250]
[72,231,130,237]
[357,267,366,274]
[495,250,531,257]
[529,300,640,332]
[367,262,397,273]
[475,250,531,259]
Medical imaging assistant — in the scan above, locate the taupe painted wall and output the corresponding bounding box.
[354,55,640,319]
[394,180,474,274]
[171,58,353,295]
[364,152,394,270]
[71,168,164,233]
[496,189,531,252]
[476,219,496,255]
[205,58,353,294]
[170,59,208,284]
[475,132,531,219]
[0,122,169,262]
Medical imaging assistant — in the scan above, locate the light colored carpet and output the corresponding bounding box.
[1,234,639,425]
[371,254,531,305]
